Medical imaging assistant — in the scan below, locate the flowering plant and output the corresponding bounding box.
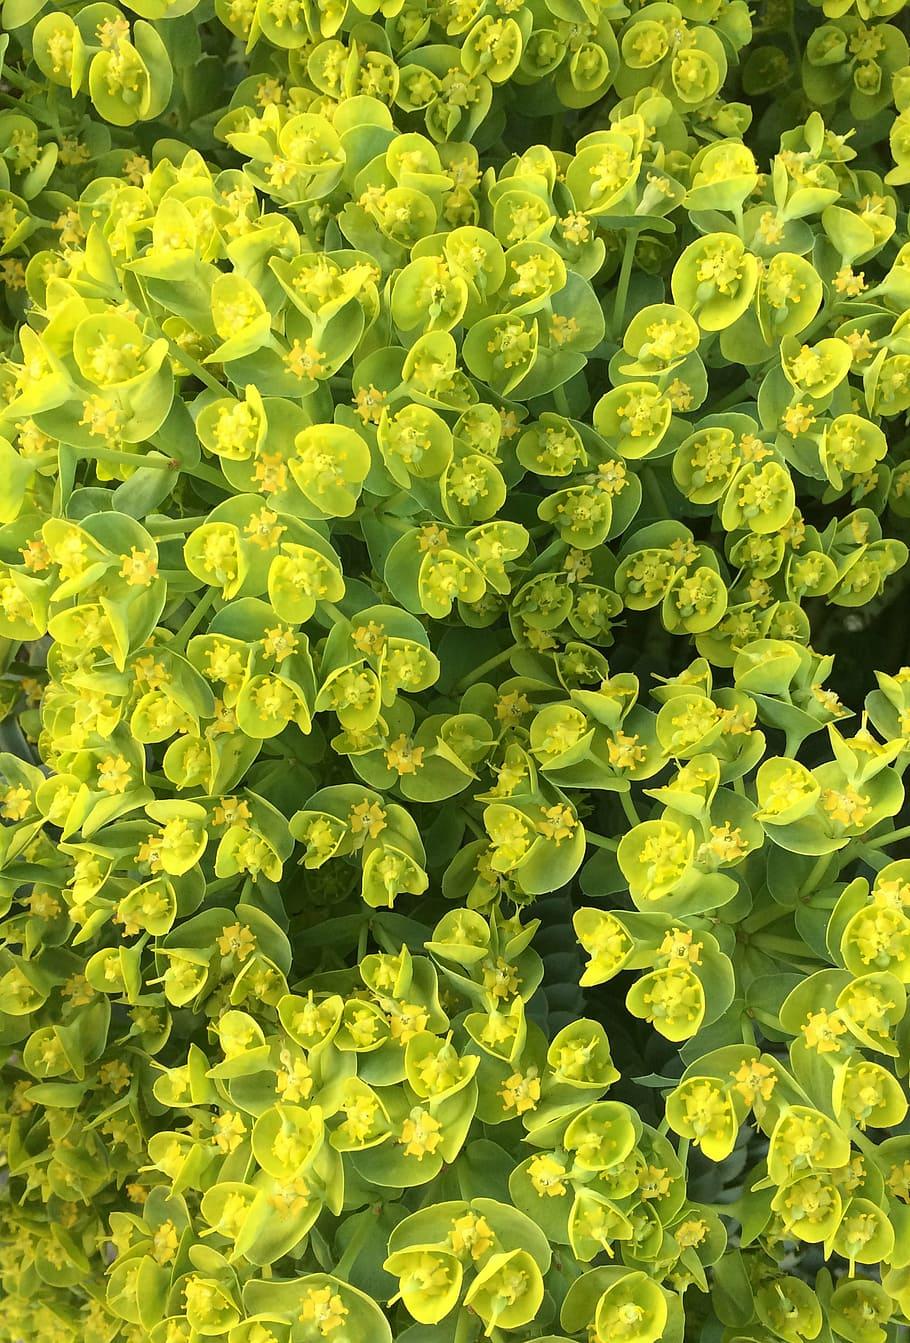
[3,2,910,1342]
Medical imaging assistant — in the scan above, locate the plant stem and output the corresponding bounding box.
[181,460,228,490]
[300,208,319,251]
[166,338,226,395]
[742,904,790,934]
[851,844,893,873]
[611,230,637,340]
[786,4,801,68]
[642,467,669,518]
[205,876,238,894]
[333,1209,376,1280]
[797,853,834,897]
[751,933,813,957]
[170,590,215,650]
[864,823,910,850]
[75,444,225,492]
[585,831,618,851]
[146,515,209,538]
[712,379,755,413]
[851,1128,877,1159]
[77,446,172,472]
[454,643,518,692]
[619,790,640,827]
[381,514,415,534]
[1,67,35,93]
[318,601,348,626]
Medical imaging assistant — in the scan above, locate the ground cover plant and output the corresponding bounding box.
[5,1,910,1342]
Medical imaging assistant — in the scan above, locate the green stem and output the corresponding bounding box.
[611,230,637,340]
[712,379,755,413]
[454,643,519,692]
[851,844,893,873]
[205,876,239,894]
[1,67,36,93]
[333,1209,376,1280]
[783,732,802,760]
[166,338,226,395]
[851,1128,877,1159]
[356,919,370,964]
[70,275,117,300]
[742,904,791,934]
[752,933,813,957]
[300,207,319,251]
[380,515,415,534]
[75,445,226,492]
[797,853,834,897]
[741,1014,756,1045]
[677,1136,690,1166]
[78,446,173,472]
[146,515,209,538]
[170,590,215,650]
[786,7,801,68]
[642,467,669,518]
[864,823,910,851]
[318,601,348,626]
[619,790,640,827]
[553,383,572,418]
[585,831,618,851]
[181,460,228,490]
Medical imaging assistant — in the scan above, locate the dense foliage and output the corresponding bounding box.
[4,1,910,1342]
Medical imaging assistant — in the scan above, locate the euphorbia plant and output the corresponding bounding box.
[2,3,910,1343]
